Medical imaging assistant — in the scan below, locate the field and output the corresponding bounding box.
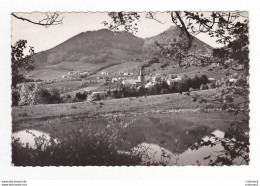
[12,89,235,131]
[30,61,121,81]
[145,62,237,80]
[96,61,141,74]
[42,80,88,89]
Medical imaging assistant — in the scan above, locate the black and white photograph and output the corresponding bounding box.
[10,11,250,166]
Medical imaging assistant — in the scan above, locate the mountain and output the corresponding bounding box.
[35,27,213,67]
[143,26,212,55]
[35,29,144,66]
[31,27,217,80]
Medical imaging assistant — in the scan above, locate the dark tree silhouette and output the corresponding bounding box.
[11,40,35,88]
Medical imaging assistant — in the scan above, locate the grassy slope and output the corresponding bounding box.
[12,89,229,131]
[29,61,121,81]
[145,63,231,80]
[42,80,87,89]
[94,61,141,74]
[13,90,216,119]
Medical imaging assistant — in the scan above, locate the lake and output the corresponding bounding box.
[12,112,247,165]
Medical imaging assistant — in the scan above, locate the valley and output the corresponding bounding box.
[11,20,249,166]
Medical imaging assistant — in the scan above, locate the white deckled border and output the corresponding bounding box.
[0,0,260,185]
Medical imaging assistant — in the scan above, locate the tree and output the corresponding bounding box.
[11,40,35,87]
[161,80,169,90]
[200,74,209,84]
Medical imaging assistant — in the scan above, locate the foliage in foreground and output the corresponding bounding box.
[12,132,140,166]
[191,121,249,166]
[12,40,35,88]
[12,117,159,166]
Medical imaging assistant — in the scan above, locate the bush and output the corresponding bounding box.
[75,92,88,100]
[16,82,63,105]
[49,89,63,104]
[17,82,42,106]
[35,89,53,104]
[35,88,63,104]
[71,92,89,102]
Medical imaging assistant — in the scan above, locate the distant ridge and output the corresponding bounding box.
[143,26,213,54]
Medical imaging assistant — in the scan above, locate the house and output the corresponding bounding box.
[229,78,237,83]
[92,91,108,96]
[87,91,108,101]
[168,74,177,79]
[166,76,182,86]
[166,79,175,86]
[111,77,119,82]
[152,76,162,82]
[122,79,139,86]
[208,78,216,84]
[145,81,156,88]
[100,71,108,75]
[228,78,237,86]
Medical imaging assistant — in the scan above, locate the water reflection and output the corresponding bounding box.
[134,130,245,165]
[12,130,51,148]
[179,129,225,165]
[121,114,245,165]
[12,113,245,165]
[122,115,229,154]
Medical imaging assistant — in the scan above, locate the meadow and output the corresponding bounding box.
[12,89,222,129]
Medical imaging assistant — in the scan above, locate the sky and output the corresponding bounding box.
[11,12,245,52]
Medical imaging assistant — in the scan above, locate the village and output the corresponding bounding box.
[43,66,243,102]
[17,63,245,106]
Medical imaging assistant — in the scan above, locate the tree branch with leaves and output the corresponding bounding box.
[11,40,35,88]
[11,12,63,27]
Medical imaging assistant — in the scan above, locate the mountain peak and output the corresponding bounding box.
[143,25,212,54]
[35,28,144,65]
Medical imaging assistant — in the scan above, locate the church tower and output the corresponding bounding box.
[138,67,145,85]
